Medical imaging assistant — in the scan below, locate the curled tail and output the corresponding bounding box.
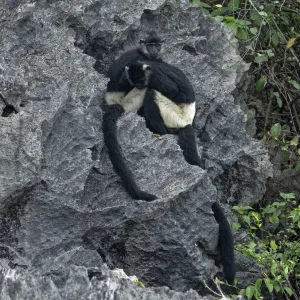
[102,104,157,202]
[178,125,205,168]
[212,202,236,284]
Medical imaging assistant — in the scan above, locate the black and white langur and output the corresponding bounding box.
[103,31,166,202]
[103,58,204,201]
[123,60,204,166]
[115,61,236,285]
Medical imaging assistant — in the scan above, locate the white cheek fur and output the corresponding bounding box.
[155,91,195,128]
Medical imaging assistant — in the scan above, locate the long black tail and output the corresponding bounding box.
[178,125,205,168]
[102,104,157,201]
[211,202,236,284]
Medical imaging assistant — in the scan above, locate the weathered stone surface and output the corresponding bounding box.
[0,265,211,300]
[0,0,271,298]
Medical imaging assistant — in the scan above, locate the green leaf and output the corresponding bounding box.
[134,280,145,288]
[211,7,229,17]
[232,222,241,230]
[271,263,278,276]
[284,287,293,296]
[274,283,281,293]
[284,266,289,274]
[223,16,235,23]
[289,79,300,90]
[250,27,258,35]
[269,215,279,224]
[270,123,281,138]
[192,0,212,8]
[263,205,277,214]
[266,49,274,58]
[273,92,282,108]
[242,215,251,226]
[228,0,240,10]
[246,286,255,299]
[256,77,266,92]
[270,240,277,250]
[214,16,224,22]
[250,11,263,23]
[266,4,275,13]
[272,33,280,47]
[248,241,256,249]
[235,19,251,26]
[254,54,268,64]
[264,278,273,293]
[280,192,295,199]
[290,137,298,146]
[296,161,300,171]
[232,205,253,213]
[236,28,247,40]
[259,11,268,17]
[255,279,262,291]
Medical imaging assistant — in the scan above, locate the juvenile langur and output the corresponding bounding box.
[105,30,165,108]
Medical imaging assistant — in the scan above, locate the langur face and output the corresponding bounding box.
[140,39,164,60]
[145,43,162,59]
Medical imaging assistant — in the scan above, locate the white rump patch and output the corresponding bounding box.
[121,88,147,112]
[105,91,125,105]
[155,91,195,128]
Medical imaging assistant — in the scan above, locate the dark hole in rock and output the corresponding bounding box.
[87,270,106,281]
[182,44,198,56]
[97,247,114,269]
[88,145,98,161]
[1,104,18,117]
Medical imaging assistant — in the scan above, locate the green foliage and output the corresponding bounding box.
[233,193,300,299]
[191,0,300,171]
[134,280,145,288]
[267,122,300,170]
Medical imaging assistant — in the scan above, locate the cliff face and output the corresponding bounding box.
[0,0,271,298]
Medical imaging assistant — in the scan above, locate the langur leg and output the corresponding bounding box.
[143,89,168,135]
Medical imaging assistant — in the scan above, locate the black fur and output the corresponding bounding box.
[143,89,168,135]
[107,31,163,86]
[211,202,236,284]
[107,49,149,83]
[178,125,205,168]
[103,104,157,201]
[146,61,195,104]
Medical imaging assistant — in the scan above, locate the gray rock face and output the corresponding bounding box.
[0,265,211,300]
[0,0,271,298]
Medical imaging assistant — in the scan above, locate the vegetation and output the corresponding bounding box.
[191,0,300,169]
[233,193,300,299]
[189,1,300,299]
